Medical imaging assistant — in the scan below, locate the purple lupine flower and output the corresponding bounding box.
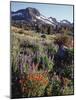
[18,54,24,74]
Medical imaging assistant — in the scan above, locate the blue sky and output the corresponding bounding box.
[11,2,74,23]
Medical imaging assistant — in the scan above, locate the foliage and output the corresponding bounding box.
[63,65,74,79]
[11,27,74,98]
[20,72,49,97]
[63,84,74,95]
[54,34,72,47]
[41,34,46,38]
[51,79,62,96]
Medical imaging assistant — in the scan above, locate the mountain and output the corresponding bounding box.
[60,20,71,24]
[48,17,58,25]
[60,19,73,27]
[11,7,73,34]
[11,7,58,26]
[12,7,40,22]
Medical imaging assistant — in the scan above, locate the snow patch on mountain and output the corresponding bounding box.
[36,15,55,25]
[12,12,23,17]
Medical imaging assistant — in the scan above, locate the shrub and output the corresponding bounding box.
[23,63,29,73]
[54,34,71,47]
[47,44,57,56]
[32,55,40,65]
[66,48,74,65]
[41,34,46,38]
[63,85,74,95]
[43,55,54,71]
[51,79,62,96]
[44,83,52,96]
[63,65,74,79]
[18,29,24,34]
[32,44,39,53]
[20,72,49,97]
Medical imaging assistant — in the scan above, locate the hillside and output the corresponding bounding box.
[11,26,74,98]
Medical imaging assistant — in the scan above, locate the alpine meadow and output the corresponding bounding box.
[10,2,74,98]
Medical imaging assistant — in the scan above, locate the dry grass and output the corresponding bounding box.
[11,26,73,49]
[11,26,56,45]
